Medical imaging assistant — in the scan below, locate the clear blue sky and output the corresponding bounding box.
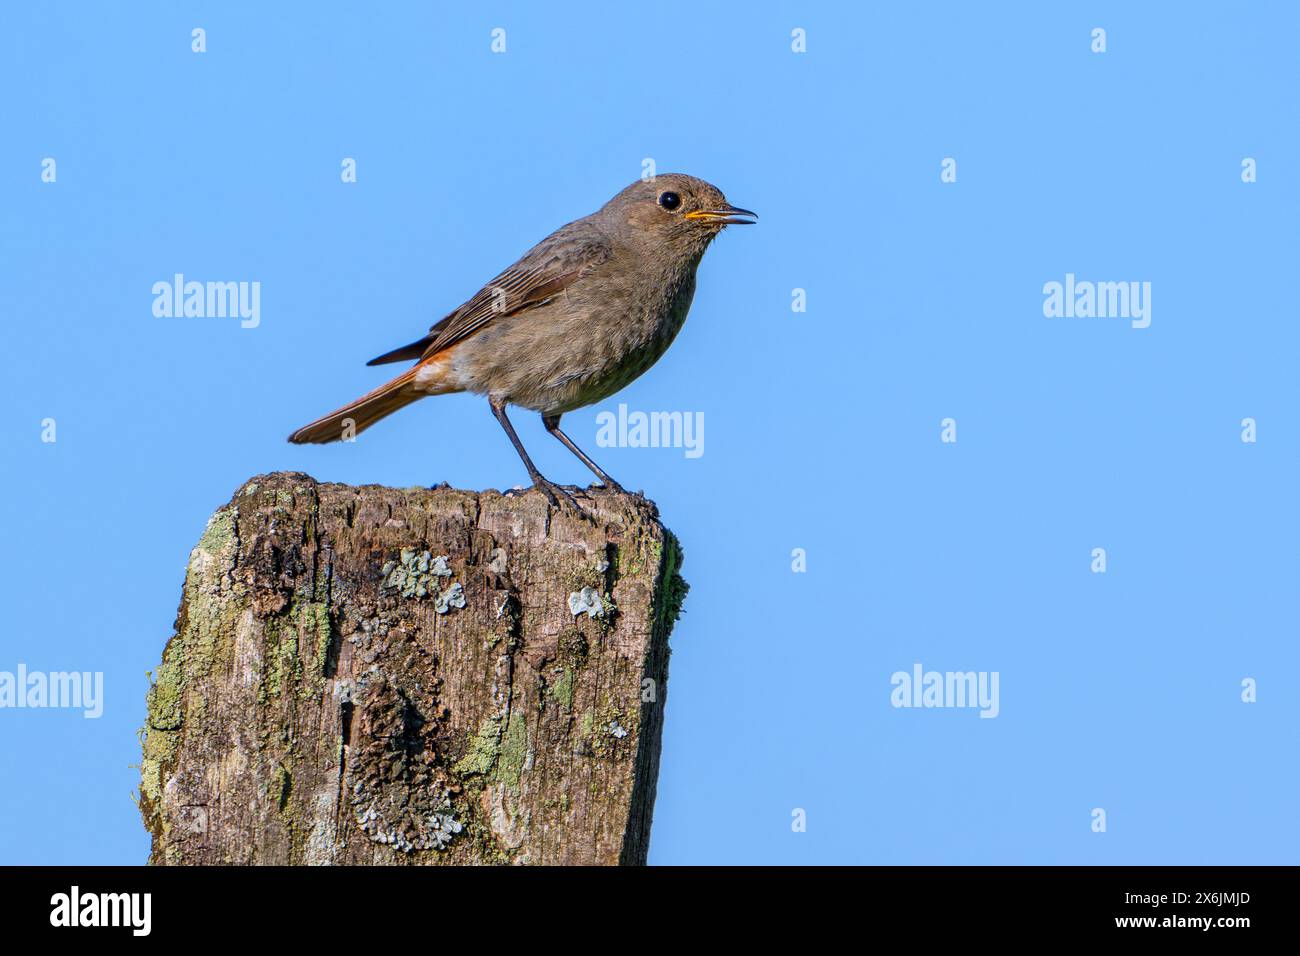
[2,2,1296,865]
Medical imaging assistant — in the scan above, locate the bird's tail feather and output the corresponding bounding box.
[288,367,423,444]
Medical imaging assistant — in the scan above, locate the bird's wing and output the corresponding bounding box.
[367,226,612,366]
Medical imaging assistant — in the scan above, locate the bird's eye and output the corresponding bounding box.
[658,191,681,211]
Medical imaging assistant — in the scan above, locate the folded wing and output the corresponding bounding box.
[367,226,612,366]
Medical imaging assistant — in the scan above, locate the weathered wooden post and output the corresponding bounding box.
[139,472,685,865]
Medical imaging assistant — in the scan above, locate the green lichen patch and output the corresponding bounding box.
[453,716,503,777]
[253,600,334,702]
[452,709,529,790]
[578,701,637,758]
[261,611,301,702]
[141,516,243,823]
[546,667,575,711]
[140,636,204,831]
[496,711,528,789]
[196,508,236,557]
[302,601,333,681]
[270,763,293,812]
[145,659,184,733]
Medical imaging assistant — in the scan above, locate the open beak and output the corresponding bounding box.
[685,204,758,226]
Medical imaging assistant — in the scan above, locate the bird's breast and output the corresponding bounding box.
[561,264,697,401]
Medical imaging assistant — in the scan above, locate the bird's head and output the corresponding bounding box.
[603,173,757,253]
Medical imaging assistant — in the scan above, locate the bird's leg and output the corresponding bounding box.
[542,414,627,494]
[489,398,583,512]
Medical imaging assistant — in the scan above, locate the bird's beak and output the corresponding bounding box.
[685,204,758,226]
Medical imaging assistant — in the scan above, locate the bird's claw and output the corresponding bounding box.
[535,479,591,519]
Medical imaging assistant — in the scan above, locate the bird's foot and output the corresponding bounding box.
[535,478,591,518]
[598,478,628,495]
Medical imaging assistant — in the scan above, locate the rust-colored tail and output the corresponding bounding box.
[288,367,423,444]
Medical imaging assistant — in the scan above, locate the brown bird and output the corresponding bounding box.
[288,173,756,508]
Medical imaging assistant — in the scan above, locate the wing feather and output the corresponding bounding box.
[365,226,611,366]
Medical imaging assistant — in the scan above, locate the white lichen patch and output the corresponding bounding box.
[352,782,462,853]
[434,582,466,615]
[568,586,604,619]
[381,548,455,600]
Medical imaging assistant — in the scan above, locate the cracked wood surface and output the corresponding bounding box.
[139,472,685,865]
